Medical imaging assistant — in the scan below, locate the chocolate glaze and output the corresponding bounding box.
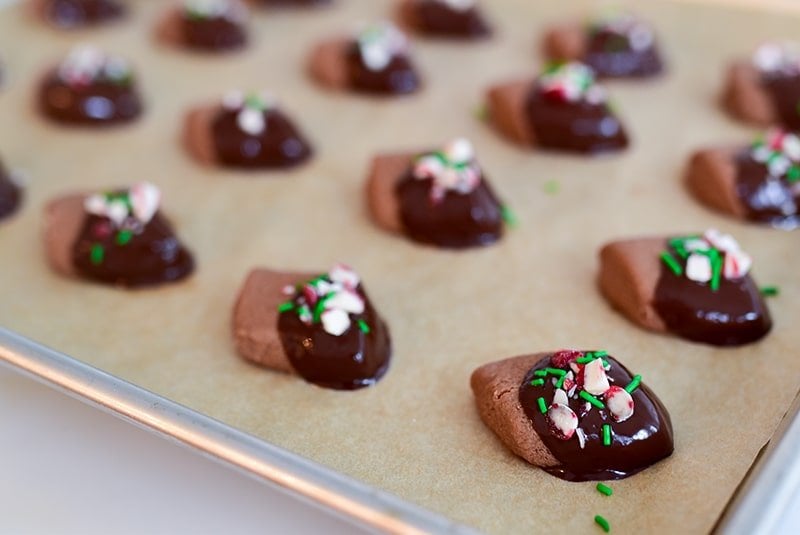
[180,14,247,51]
[653,240,772,346]
[412,0,490,39]
[0,163,22,221]
[584,28,662,78]
[211,107,312,169]
[761,73,800,130]
[72,212,194,288]
[519,353,673,482]
[277,284,392,390]
[524,87,628,154]
[395,169,504,248]
[345,42,420,95]
[39,72,142,126]
[734,151,800,229]
[44,0,125,29]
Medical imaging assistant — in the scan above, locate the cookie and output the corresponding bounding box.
[157,0,248,53]
[397,0,491,40]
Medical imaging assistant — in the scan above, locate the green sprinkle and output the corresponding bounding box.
[596,483,613,497]
[594,514,610,533]
[245,93,266,111]
[544,367,567,377]
[115,229,133,246]
[543,179,560,195]
[709,250,722,292]
[534,370,548,377]
[500,205,518,227]
[576,356,596,364]
[90,243,104,266]
[530,378,545,387]
[579,390,605,409]
[761,286,780,297]
[624,375,642,394]
[555,374,567,389]
[602,424,612,446]
[472,103,488,121]
[660,251,683,276]
[277,302,294,313]
[312,293,336,323]
[788,166,800,183]
[537,397,547,414]
[357,319,370,334]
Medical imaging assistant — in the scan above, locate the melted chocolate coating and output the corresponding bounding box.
[44,0,125,29]
[277,285,392,390]
[0,163,22,221]
[345,43,420,95]
[584,28,663,78]
[254,0,330,5]
[38,72,142,126]
[524,88,628,154]
[72,212,194,288]
[761,73,800,130]
[181,14,246,51]
[211,107,312,169]
[653,240,772,346]
[395,170,504,248]
[413,0,490,39]
[519,353,674,482]
[734,151,800,229]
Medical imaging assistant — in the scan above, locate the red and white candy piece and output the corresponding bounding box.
[130,182,160,224]
[582,358,610,396]
[604,385,634,423]
[546,403,578,440]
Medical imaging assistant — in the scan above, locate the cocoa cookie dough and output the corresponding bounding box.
[43,182,194,288]
[157,0,248,53]
[33,0,126,29]
[308,22,421,96]
[397,0,491,40]
[486,62,628,154]
[722,41,800,129]
[543,11,663,79]
[38,46,142,126]
[184,90,312,169]
[599,229,772,346]
[0,159,22,222]
[471,350,673,481]
[232,264,392,390]
[687,129,800,229]
[366,138,510,248]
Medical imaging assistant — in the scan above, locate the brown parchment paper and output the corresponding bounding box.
[1,1,799,533]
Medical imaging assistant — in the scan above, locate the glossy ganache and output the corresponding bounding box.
[734,151,800,229]
[0,162,22,221]
[412,0,490,39]
[760,72,800,130]
[345,42,420,95]
[39,71,142,126]
[43,0,125,29]
[180,11,246,51]
[277,283,392,390]
[211,107,312,169]
[584,26,662,78]
[519,352,673,481]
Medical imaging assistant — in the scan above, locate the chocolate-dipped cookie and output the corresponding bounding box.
[38,46,142,127]
[471,350,673,481]
[398,0,491,40]
[34,0,126,29]
[158,0,248,53]
[232,264,392,390]
[599,229,772,346]
[184,90,312,169]
[308,22,421,96]
[687,129,800,229]
[723,42,800,129]
[43,182,194,288]
[0,159,22,222]
[543,11,663,79]
[366,138,510,248]
[486,62,628,154]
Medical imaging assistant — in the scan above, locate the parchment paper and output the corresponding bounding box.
[1,1,799,533]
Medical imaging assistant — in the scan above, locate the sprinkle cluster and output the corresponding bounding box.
[590,12,654,52]
[537,62,606,105]
[751,129,800,182]
[753,41,800,76]
[659,229,752,291]
[356,22,409,72]
[58,45,132,88]
[413,138,482,202]
[278,264,369,337]
[184,0,247,22]
[531,350,638,448]
[222,90,274,136]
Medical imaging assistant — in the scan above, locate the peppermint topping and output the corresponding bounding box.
[660,230,752,291]
[278,264,368,337]
[58,46,132,88]
[605,386,634,423]
[753,41,800,76]
[537,62,606,104]
[84,182,160,227]
[590,12,654,52]
[412,138,482,202]
[433,0,475,11]
[222,91,275,136]
[184,0,247,22]
[356,22,408,72]
[751,129,800,182]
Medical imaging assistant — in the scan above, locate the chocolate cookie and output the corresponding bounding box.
[308,22,421,96]
[397,0,491,40]
[599,230,772,346]
[471,350,673,481]
[687,129,800,229]
[232,265,392,390]
[43,182,194,288]
[366,138,509,248]
[486,62,628,154]
[157,0,249,53]
[34,0,126,29]
[0,159,22,222]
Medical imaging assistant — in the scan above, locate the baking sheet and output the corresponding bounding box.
[1,1,799,533]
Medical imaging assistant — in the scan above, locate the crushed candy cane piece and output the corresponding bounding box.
[605,385,634,423]
[357,22,408,72]
[58,45,131,88]
[130,182,160,223]
[551,349,582,368]
[546,403,578,440]
[753,41,800,76]
[435,0,475,12]
[582,358,610,396]
[413,138,482,202]
[686,253,712,283]
[537,62,606,105]
[575,427,587,449]
[84,182,160,227]
[321,309,350,336]
[553,388,569,406]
